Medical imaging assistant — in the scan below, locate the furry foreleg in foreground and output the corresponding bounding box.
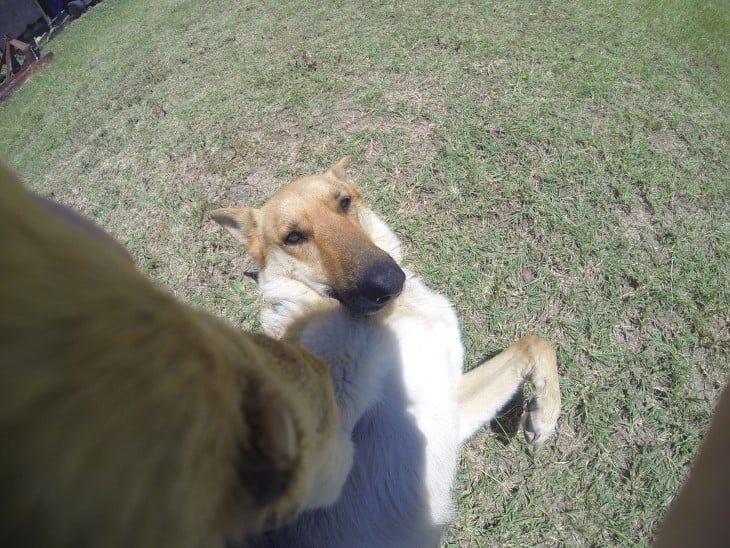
[0,161,343,548]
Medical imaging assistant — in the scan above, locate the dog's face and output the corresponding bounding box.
[212,157,405,315]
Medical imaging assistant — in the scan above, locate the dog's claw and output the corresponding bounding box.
[522,396,558,448]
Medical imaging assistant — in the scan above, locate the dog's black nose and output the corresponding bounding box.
[358,258,406,308]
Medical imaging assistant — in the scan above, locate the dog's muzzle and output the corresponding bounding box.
[334,256,406,315]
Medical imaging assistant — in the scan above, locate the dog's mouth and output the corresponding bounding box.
[326,287,402,315]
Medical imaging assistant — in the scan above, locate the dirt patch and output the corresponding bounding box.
[227,167,281,204]
[588,104,610,132]
[611,311,647,355]
[329,105,442,180]
[689,353,728,403]
[620,198,654,243]
[706,311,730,350]
[406,116,441,165]
[691,366,719,402]
[647,125,690,156]
[193,133,298,205]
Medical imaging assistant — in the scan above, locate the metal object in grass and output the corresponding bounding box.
[0,34,53,102]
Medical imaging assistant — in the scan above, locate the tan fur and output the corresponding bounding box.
[459,334,561,443]
[0,162,341,548]
[211,157,398,310]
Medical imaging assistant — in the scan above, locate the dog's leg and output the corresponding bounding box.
[458,335,560,446]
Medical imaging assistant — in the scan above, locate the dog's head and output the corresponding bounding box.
[212,157,405,315]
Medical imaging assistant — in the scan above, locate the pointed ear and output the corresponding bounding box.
[326,156,352,181]
[236,387,299,508]
[210,207,264,264]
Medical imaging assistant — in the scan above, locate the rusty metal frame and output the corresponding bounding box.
[0,34,54,102]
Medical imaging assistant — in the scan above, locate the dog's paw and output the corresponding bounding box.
[521,395,559,448]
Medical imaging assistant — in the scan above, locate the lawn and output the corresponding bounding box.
[1,0,728,545]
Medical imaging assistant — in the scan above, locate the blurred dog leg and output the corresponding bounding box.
[655,381,730,547]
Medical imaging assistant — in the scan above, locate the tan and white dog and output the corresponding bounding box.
[212,157,561,547]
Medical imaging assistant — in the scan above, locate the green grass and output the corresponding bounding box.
[1,0,728,545]
[641,0,730,103]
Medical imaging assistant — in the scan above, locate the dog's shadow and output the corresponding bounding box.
[490,391,524,445]
[239,313,437,547]
[471,351,526,445]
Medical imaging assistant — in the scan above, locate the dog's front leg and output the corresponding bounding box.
[458,335,560,446]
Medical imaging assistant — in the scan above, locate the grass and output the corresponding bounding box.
[1,0,728,545]
[640,0,730,104]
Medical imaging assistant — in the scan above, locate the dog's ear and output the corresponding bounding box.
[210,207,264,264]
[236,387,299,509]
[326,156,352,181]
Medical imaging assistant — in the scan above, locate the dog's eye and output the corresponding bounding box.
[284,231,306,245]
[339,196,352,213]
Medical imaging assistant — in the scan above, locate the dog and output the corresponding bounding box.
[0,161,355,548]
[211,157,562,547]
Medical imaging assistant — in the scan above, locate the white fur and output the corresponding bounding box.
[244,208,464,548]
